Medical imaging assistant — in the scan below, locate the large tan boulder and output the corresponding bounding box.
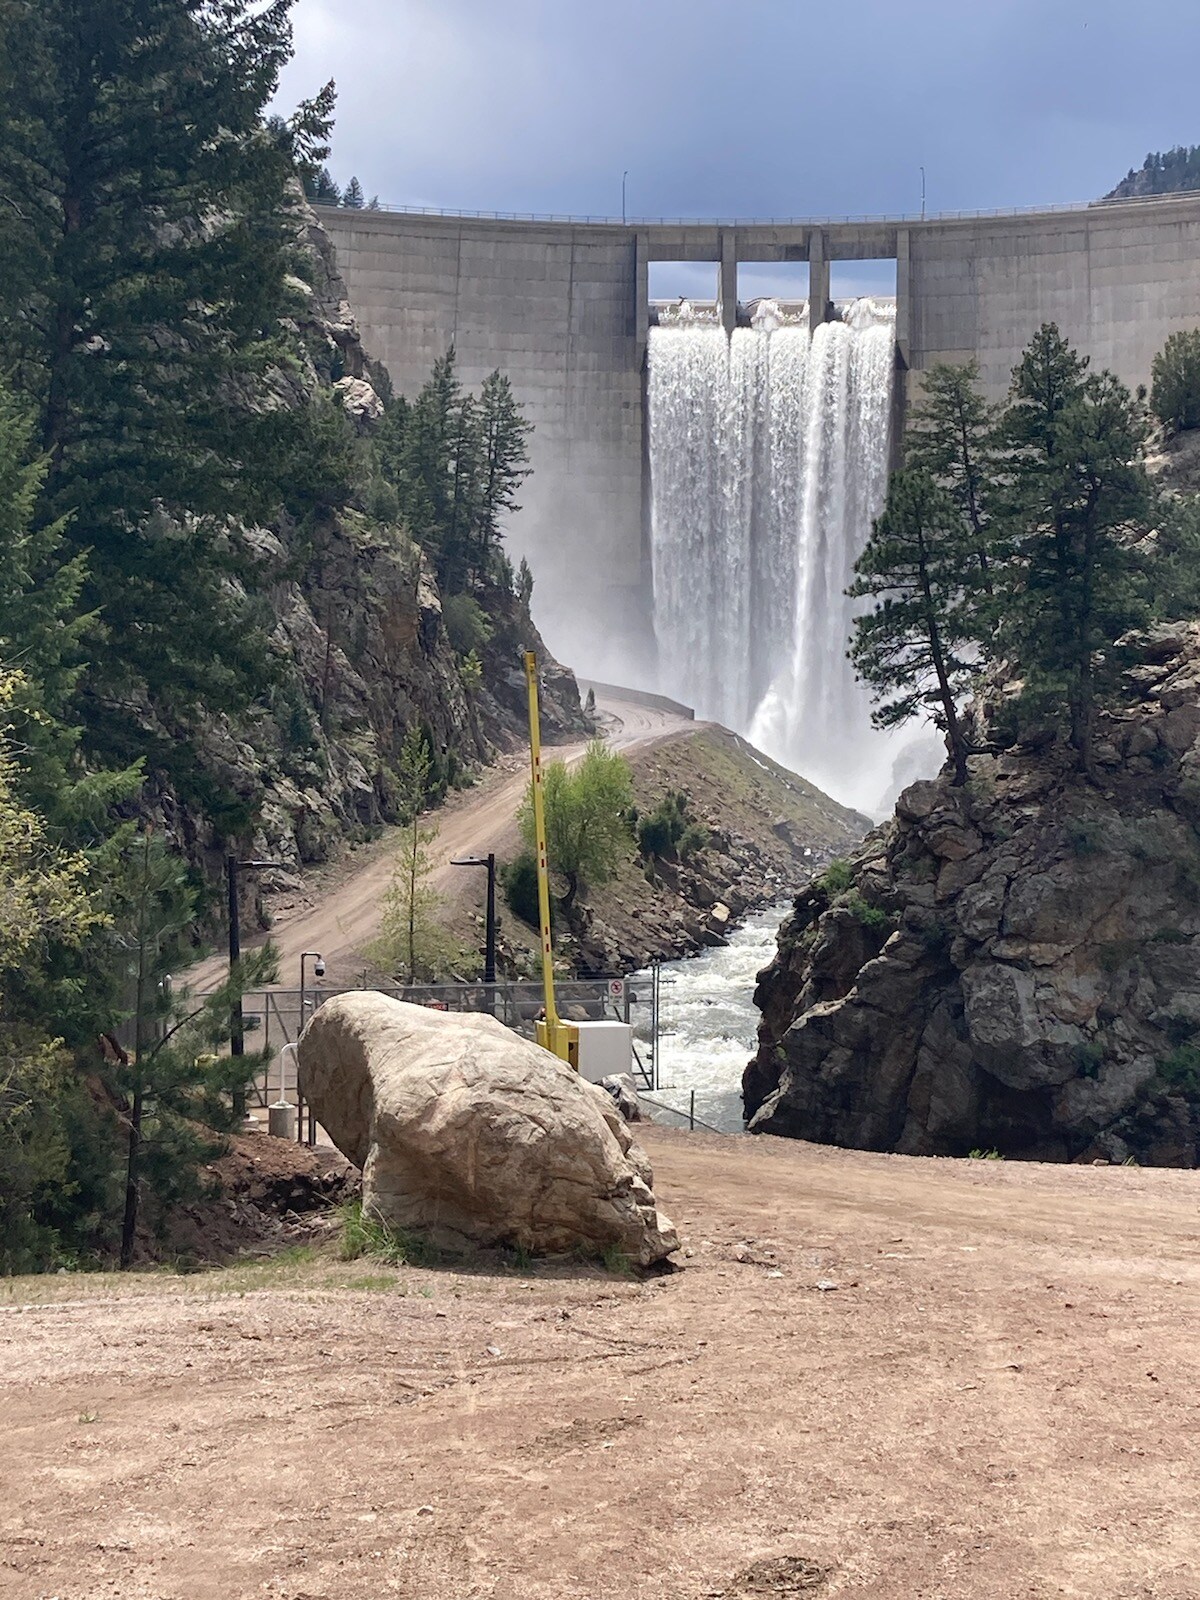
[297,992,678,1264]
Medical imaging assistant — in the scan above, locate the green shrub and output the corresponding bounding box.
[1151,329,1200,433]
[1160,1045,1200,1095]
[1074,1040,1105,1079]
[819,859,855,893]
[636,789,707,862]
[500,851,543,929]
[442,593,493,656]
[844,892,895,932]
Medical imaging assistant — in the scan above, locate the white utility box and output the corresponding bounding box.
[573,1020,634,1084]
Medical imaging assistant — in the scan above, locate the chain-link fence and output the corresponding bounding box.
[234,979,650,1117]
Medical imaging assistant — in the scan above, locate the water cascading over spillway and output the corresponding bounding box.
[647,299,897,811]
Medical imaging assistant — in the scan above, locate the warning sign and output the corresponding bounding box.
[607,979,625,999]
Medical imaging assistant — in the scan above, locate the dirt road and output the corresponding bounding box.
[188,688,694,991]
[5,1128,1200,1599]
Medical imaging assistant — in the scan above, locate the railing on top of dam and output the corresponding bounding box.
[314,192,1196,229]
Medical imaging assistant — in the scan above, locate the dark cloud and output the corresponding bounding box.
[277,0,1199,222]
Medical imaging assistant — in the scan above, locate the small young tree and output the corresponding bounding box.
[107,830,275,1267]
[849,470,979,785]
[518,742,634,911]
[995,325,1154,767]
[368,725,459,982]
[1150,329,1200,434]
[905,360,1000,596]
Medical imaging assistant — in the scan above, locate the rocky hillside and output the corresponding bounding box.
[162,205,586,908]
[494,726,869,976]
[1105,145,1200,200]
[744,622,1200,1165]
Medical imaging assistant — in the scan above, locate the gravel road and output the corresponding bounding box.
[186,688,694,992]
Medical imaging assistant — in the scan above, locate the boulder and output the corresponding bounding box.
[298,992,678,1264]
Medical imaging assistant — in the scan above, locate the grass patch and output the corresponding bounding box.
[968,1147,1004,1160]
[339,1201,437,1267]
[342,1273,405,1293]
[600,1242,634,1276]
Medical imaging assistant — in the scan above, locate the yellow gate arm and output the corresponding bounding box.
[524,650,578,1068]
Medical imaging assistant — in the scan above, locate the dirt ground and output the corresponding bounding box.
[4,1127,1200,1600]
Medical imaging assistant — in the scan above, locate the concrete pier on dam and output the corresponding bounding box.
[318,194,1200,682]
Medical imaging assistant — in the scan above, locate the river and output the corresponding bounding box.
[630,904,788,1134]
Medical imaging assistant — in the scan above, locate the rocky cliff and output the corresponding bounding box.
[744,622,1200,1166]
[147,203,586,909]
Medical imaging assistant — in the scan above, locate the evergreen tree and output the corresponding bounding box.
[906,360,999,597]
[342,176,365,208]
[0,0,330,780]
[0,665,106,1270]
[105,830,275,1266]
[306,165,342,205]
[849,470,978,785]
[472,371,533,579]
[995,325,1154,766]
[1150,329,1200,433]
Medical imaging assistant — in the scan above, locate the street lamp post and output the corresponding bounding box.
[226,855,282,1120]
[299,951,325,1031]
[920,165,926,220]
[450,854,496,985]
[622,170,628,225]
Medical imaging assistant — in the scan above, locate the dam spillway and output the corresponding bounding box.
[318,195,1200,775]
[647,299,896,808]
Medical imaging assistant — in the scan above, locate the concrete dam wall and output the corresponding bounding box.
[319,195,1200,695]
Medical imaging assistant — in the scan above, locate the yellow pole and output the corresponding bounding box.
[524,651,574,1064]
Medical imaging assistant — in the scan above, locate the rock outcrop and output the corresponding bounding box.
[745,623,1200,1166]
[298,992,679,1263]
[146,200,588,918]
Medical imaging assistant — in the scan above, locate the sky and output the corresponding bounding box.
[276,0,1200,299]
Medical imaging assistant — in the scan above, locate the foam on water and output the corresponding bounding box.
[648,301,901,812]
[631,906,788,1133]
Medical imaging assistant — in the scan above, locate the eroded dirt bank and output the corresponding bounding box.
[4,1128,1199,1598]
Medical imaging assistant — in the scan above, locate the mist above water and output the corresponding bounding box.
[647,299,904,813]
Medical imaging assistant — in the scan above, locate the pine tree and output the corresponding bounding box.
[906,361,999,597]
[472,371,532,580]
[848,470,978,785]
[306,165,342,205]
[995,325,1154,766]
[0,667,105,1270]
[0,0,326,775]
[107,829,275,1266]
[1150,330,1200,433]
[342,176,365,208]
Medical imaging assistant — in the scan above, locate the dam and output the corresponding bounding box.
[320,196,1200,804]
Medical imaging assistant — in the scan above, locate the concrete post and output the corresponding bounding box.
[634,230,649,363]
[895,227,911,366]
[718,230,738,337]
[808,230,829,333]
